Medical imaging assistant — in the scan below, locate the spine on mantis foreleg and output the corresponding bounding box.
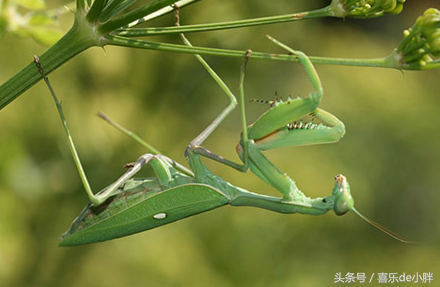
[247,97,319,140]
[253,108,346,150]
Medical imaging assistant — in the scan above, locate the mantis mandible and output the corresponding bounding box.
[34,33,408,245]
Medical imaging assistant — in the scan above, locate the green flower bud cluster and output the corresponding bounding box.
[330,0,405,18]
[396,8,440,69]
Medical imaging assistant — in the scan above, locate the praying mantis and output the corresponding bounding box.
[35,32,408,246]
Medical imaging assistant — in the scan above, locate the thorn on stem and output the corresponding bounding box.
[123,162,136,169]
[173,4,180,26]
[33,55,45,77]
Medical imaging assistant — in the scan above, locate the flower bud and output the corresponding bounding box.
[394,8,440,69]
[329,0,405,18]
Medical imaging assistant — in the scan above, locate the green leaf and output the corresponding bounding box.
[10,0,46,10]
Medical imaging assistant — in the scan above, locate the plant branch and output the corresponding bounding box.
[107,34,394,68]
[123,0,202,28]
[0,16,102,110]
[98,0,177,34]
[115,6,334,37]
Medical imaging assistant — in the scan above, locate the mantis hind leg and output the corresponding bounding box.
[35,56,191,206]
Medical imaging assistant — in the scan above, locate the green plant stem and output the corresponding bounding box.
[77,0,86,12]
[1,1,425,112]
[123,0,202,28]
[99,0,138,23]
[98,0,177,34]
[107,34,394,67]
[0,30,396,111]
[86,0,106,23]
[0,15,101,110]
[115,6,334,37]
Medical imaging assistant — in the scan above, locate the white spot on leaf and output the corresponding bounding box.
[153,213,167,219]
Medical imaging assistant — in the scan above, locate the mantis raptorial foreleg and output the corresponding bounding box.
[182,36,409,241]
[187,35,346,203]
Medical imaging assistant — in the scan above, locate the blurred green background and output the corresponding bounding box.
[1,1,439,286]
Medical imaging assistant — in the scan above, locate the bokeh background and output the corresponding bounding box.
[1,0,439,286]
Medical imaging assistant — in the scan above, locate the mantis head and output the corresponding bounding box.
[333,174,413,243]
[332,174,354,215]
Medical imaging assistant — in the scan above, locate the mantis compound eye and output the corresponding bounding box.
[333,174,354,216]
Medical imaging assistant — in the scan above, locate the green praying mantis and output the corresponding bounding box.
[34,32,409,246]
